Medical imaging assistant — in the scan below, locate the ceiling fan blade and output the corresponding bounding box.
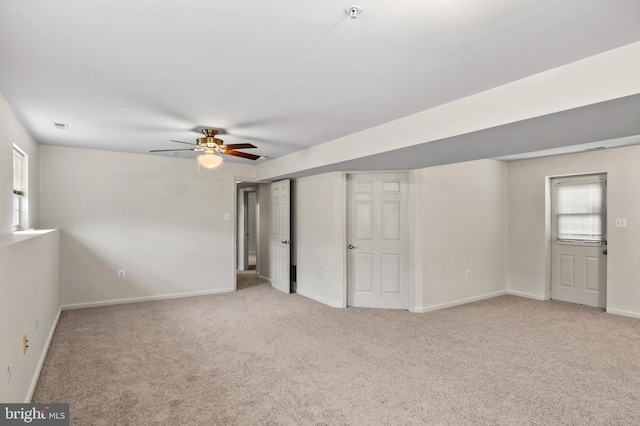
[149,148,196,152]
[219,143,257,150]
[170,139,198,146]
[223,150,261,160]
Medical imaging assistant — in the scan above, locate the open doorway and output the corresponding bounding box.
[235,179,271,291]
[247,190,257,271]
[238,187,258,272]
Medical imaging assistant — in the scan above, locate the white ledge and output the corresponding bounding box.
[0,229,58,249]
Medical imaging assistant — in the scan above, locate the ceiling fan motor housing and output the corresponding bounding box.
[197,137,224,147]
[197,129,223,148]
[201,128,219,137]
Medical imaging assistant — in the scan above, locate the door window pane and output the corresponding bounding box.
[556,181,605,241]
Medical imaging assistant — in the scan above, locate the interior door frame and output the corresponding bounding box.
[545,171,608,304]
[343,170,416,311]
[233,176,269,292]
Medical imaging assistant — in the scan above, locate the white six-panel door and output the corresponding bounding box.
[270,179,291,294]
[347,173,409,309]
[551,175,607,308]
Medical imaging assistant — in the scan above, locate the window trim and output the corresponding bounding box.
[12,144,28,232]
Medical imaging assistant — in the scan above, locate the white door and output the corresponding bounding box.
[270,179,291,294]
[347,173,409,309]
[551,175,607,308]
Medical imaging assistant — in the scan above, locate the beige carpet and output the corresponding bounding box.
[34,276,640,425]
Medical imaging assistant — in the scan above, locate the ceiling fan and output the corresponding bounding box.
[150,128,261,168]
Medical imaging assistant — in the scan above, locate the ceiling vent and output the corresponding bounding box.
[53,122,68,130]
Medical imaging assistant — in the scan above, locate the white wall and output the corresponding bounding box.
[0,230,60,403]
[39,145,255,308]
[292,163,508,312]
[294,172,346,307]
[0,94,58,403]
[418,160,509,311]
[0,94,39,234]
[508,144,640,318]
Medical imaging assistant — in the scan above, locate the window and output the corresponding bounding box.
[12,145,27,231]
[555,179,605,243]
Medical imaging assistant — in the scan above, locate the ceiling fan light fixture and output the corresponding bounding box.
[198,151,223,168]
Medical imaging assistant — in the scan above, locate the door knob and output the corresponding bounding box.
[281,240,290,244]
[348,244,357,249]
[603,249,607,255]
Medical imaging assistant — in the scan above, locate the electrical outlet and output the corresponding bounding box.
[23,335,29,355]
[6,364,12,385]
[34,315,39,333]
[466,270,471,279]
[118,270,126,279]
[319,270,324,279]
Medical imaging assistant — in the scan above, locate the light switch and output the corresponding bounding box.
[224,213,232,221]
[615,218,627,228]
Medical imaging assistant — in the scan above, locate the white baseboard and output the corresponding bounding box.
[606,307,640,319]
[62,288,234,310]
[296,289,344,308]
[26,306,62,403]
[414,290,507,313]
[258,275,271,283]
[506,290,546,301]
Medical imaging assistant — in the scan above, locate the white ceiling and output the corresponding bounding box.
[1,0,640,169]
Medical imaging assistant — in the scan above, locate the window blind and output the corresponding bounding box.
[13,148,24,196]
[556,181,604,241]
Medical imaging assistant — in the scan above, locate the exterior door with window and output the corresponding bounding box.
[551,175,607,308]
